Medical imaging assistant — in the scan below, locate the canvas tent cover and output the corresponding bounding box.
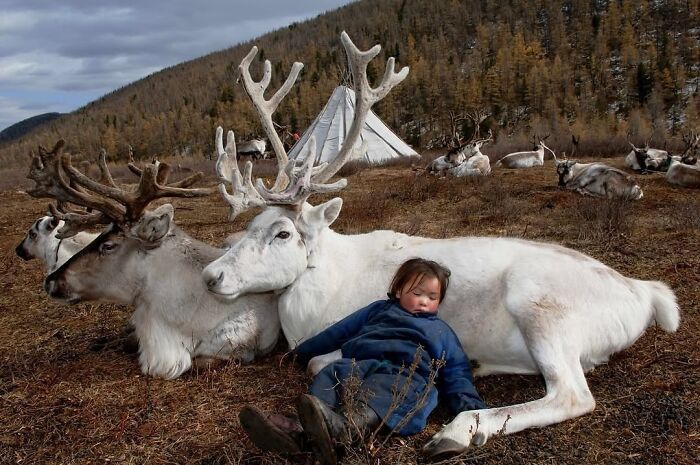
[288,86,418,165]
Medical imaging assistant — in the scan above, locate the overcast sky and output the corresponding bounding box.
[0,0,354,132]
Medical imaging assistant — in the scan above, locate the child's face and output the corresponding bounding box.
[397,275,441,314]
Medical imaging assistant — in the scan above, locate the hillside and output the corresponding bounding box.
[0,113,62,144]
[1,0,698,166]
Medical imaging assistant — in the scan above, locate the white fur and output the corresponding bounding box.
[45,207,280,379]
[428,152,466,175]
[495,141,552,168]
[666,157,700,188]
[17,216,97,272]
[237,138,267,158]
[448,141,491,177]
[202,200,679,453]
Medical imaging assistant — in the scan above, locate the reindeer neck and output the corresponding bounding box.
[279,227,427,344]
[161,225,224,270]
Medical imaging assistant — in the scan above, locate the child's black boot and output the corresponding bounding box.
[296,394,380,465]
[239,405,304,455]
[296,394,344,465]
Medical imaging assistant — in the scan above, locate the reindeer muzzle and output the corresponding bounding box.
[15,242,32,260]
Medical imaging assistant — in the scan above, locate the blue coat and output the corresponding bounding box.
[295,299,485,435]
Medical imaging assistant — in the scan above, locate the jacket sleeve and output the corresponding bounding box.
[293,300,383,366]
[436,325,487,415]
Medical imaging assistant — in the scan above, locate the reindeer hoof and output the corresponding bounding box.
[422,437,465,460]
[121,332,139,355]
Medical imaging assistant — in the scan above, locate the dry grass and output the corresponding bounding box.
[569,197,636,246]
[0,156,698,464]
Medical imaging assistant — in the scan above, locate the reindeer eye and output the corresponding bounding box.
[275,231,290,240]
[99,241,118,255]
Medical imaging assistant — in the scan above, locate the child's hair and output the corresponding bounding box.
[389,258,451,303]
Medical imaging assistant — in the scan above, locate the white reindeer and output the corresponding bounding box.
[201,32,679,457]
[17,148,119,271]
[495,135,554,168]
[664,132,700,187]
[556,160,643,199]
[666,156,700,188]
[16,215,97,272]
[448,129,493,177]
[427,148,466,175]
[237,138,267,160]
[429,124,492,177]
[29,140,280,379]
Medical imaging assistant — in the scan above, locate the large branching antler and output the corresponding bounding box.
[28,141,126,231]
[239,47,304,192]
[312,31,409,183]
[27,139,212,237]
[466,110,489,142]
[255,137,347,205]
[215,127,267,220]
[218,31,408,221]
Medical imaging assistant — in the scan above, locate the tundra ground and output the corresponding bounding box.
[0,156,697,464]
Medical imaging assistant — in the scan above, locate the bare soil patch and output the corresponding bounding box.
[0,157,698,464]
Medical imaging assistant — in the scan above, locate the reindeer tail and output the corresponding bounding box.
[644,280,680,332]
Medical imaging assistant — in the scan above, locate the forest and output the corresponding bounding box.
[0,0,698,166]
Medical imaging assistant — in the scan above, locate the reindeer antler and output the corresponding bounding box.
[27,138,212,237]
[238,47,304,192]
[312,32,409,183]
[217,31,408,221]
[215,127,267,220]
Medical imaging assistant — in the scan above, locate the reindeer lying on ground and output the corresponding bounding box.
[625,142,669,172]
[428,125,492,177]
[16,216,97,272]
[633,132,700,187]
[16,214,140,354]
[201,32,679,457]
[666,155,700,188]
[556,160,644,200]
[448,129,492,177]
[495,135,554,168]
[29,140,280,379]
[663,132,700,188]
[237,138,267,160]
[427,147,467,175]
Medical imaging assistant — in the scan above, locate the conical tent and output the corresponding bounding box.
[288,86,418,165]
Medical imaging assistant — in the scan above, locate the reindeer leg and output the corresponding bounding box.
[423,302,595,457]
[194,315,268,364]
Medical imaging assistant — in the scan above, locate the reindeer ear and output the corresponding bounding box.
[130,204,174,242]
[47,216,60,230]
[301,198,343,229]
[299,197,343,235]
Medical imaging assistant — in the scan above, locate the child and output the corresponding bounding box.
[240,258,485,464]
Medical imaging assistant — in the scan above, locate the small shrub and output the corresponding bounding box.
[474,179,523,226]
[335,190,390,232]
[668,201,700,230]
[571,197,634,244]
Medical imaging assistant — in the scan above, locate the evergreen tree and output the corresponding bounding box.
[636,63,653,105]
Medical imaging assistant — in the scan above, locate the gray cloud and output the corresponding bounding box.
[0,0,354,131]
